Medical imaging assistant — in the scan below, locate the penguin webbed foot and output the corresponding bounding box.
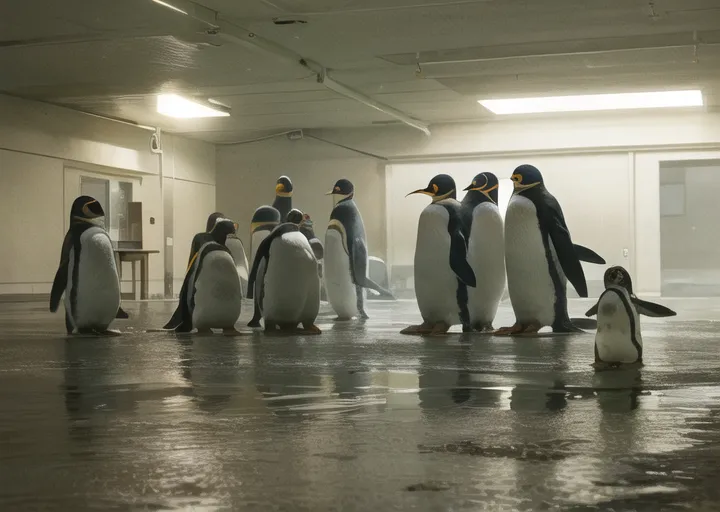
[471,323,494,334]
[493,323,525,336]
[400,322,433,335]
[429,322,451,335]
[299,323,322,335]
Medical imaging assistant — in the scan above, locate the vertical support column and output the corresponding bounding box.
[155,128,175,299]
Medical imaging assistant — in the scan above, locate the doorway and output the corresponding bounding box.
[660,159,720,296]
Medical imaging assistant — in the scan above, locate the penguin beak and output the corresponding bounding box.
[406,186,435,198]
[325,191,335,195]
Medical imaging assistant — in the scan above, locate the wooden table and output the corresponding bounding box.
[114,249,160,300]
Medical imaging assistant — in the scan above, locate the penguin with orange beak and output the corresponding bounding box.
[401,174,476,335]
[461,172,506,332]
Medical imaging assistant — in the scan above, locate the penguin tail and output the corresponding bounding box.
[358,276,395,299]
[116,307,129,319]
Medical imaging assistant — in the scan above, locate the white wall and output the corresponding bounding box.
[216,137,387,260]
[0,94,215,298]
[216,110,720,296]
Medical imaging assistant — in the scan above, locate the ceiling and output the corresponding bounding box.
[1,0,719,142]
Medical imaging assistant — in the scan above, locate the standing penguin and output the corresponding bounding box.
[497,164,606,336]
[224,222,250,295]
[461,172,505,332]
[585,266,676,367]
[50,196,126,334]
[272,176,293,222]
[186,212,225,267]
[164,219,243,334]
[246,209,321,334]
[401,174,476,335]
[325,179,394,321]
[249,206,282,271]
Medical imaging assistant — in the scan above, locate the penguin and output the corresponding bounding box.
[272,175,293,223]
[186,212,225,267]
[585,266,676,367]
[50,195,127,334]
[164,219,243,334]
[324,179,394,321]
[461,172,505,332]
[497,164,606,336]
[249,176,292,266]
[246,209,321,335]
[224,221,250,296]
[401,174,476,335]
[249,206,282,270]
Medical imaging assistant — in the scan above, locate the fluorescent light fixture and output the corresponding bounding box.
[152,0,188,15]
[478,90,704,115]
[157,94,230,119]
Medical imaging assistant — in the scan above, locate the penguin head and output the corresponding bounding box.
[604,266,634,294]
[275,176,293,197]
[510,164,544,193]
[251,206,282,234]
[205,212,225,233]
[407,174,457,203]
[71,195,105,226]
[463,172,499,204]
[209,218,236,245]
[326,179,355,205]
[286,208,304,224]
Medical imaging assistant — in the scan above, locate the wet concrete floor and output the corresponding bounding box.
[1,298,719,511]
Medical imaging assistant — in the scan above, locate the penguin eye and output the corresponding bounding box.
[472,181,477,186]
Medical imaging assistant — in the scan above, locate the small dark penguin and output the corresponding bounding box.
[586,266,676,367]
[246,209,321,334]
[164,219,243,334]
[324,179,394,321]
[461,172,505,332]
[50,196,127,334]
[401,174,476,335]
[497,164,606,336]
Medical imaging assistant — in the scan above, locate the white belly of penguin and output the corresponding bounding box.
[595,289,642,364]
[504,195,557,326]
[192,251,243,329]
[414,204,461,326]
[324,229,358,318]
[263,232,320,324]
[65,227,121,330]
[467,203,506,327]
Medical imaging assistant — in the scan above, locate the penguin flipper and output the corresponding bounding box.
[50,231,73,313]
[631,297,677,317]
[350,238,394,297]
[547,213,588,297]
[573,244,606,265]
[585,302,599,317]
[449,230,476,288]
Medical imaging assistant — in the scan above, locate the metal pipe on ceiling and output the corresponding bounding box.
[148,0,431,136]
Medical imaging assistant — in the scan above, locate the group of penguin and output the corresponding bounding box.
[50,176,392,338]
[49,164,677,368]
[404,163,677,367]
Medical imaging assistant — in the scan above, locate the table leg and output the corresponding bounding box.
[141,255,149,300]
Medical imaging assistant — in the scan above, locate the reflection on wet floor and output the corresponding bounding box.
[0,299,719,510]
